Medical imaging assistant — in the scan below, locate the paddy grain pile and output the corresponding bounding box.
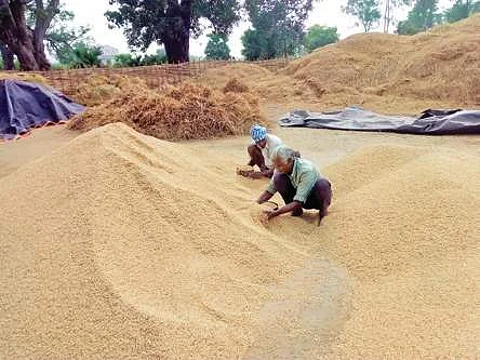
[68,82,267,141]
[1,123,478,359]
[198,15,480,113]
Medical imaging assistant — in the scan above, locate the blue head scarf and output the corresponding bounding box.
[250,124,267,143]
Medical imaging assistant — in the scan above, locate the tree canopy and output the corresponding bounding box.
[343,0,382,32]
[106,0,241,63]
[304,25,339,52]
[241,0,314,60]
[205,33,230,60]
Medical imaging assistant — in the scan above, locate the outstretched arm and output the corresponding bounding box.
[257,191,274,204]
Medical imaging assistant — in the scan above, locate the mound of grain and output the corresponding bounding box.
[283,14,480,106]
[0,72,49,84]
[1,124,478,358]
[73,74,148,106]
[68,82,267,141]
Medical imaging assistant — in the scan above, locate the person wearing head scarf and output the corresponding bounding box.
[238,124,283,179]
[256,145,332,224]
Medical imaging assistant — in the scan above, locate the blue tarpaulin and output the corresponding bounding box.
[0,79,85,140]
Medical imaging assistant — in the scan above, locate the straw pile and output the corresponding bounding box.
[1,123,478,358]
[73,74,148,106]
[0,72,49,85]
[223,77,249,93]
[197,63,272,89]
[68,82,267,141]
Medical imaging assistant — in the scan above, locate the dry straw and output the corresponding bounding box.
[0,72,49,85]
[68,82,267,141]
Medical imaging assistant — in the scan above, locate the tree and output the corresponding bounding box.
[0,41,14,70]
[60,42,102,68]
[42,7,91,64]
[205,33,230,60]
[241,29,270,60]
[242,0,314,60]
[396,0,440,35]
[382,0,412,33]
[304,25,339,52]
[106,0,241,64]
[444,0,480,23]
[0,0,63,70]
[343,0,382,32]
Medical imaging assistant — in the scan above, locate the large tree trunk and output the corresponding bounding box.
[0,0,40,70]
[32,0,59,70]
[0,42,15,70]
[162,0,192,64]
[0,0,57,70]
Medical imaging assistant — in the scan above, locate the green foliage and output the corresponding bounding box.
[241,29,271,61]
[444,0,480,23]
[205,34,231,60]
[114,49,167,67]
[396,0,441,35]
[114,53,142,67]
[61,42,102,68]
[304,25,339,52]
[343,0,382,32]
[44,7,92,63]
[242,0,314,60]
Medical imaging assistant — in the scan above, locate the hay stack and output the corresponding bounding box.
[197,63,272,89]
[68,82,267,141]
[73,74,148,106]
[223,77,249,93]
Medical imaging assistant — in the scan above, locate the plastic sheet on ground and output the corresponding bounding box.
[0,79,85,140]
[278,107,480,135]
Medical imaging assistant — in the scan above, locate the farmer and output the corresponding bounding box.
[239,124,283,179]
[256,145,332,223]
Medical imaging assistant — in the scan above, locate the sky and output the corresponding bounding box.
[63,0,454,59]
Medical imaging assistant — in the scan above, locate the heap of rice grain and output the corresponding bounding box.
[1,125,478,359]
[68,82,267,141]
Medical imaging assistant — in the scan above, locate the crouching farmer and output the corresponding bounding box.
[256,145,332,224]
[242,124,283,179]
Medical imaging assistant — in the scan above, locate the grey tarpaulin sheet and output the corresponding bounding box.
[0,79,85,140]
[278,107,480,135]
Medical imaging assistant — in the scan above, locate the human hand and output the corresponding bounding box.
[236,168,254,177]
[263,209,278,220]
[248,171,264,179]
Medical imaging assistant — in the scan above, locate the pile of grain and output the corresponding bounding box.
[68,82,267,141]
[0,72,49,85]
[73,74,148,106]
[282,14,480,108]
[196,15,479,113]
[1,123,478,358]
